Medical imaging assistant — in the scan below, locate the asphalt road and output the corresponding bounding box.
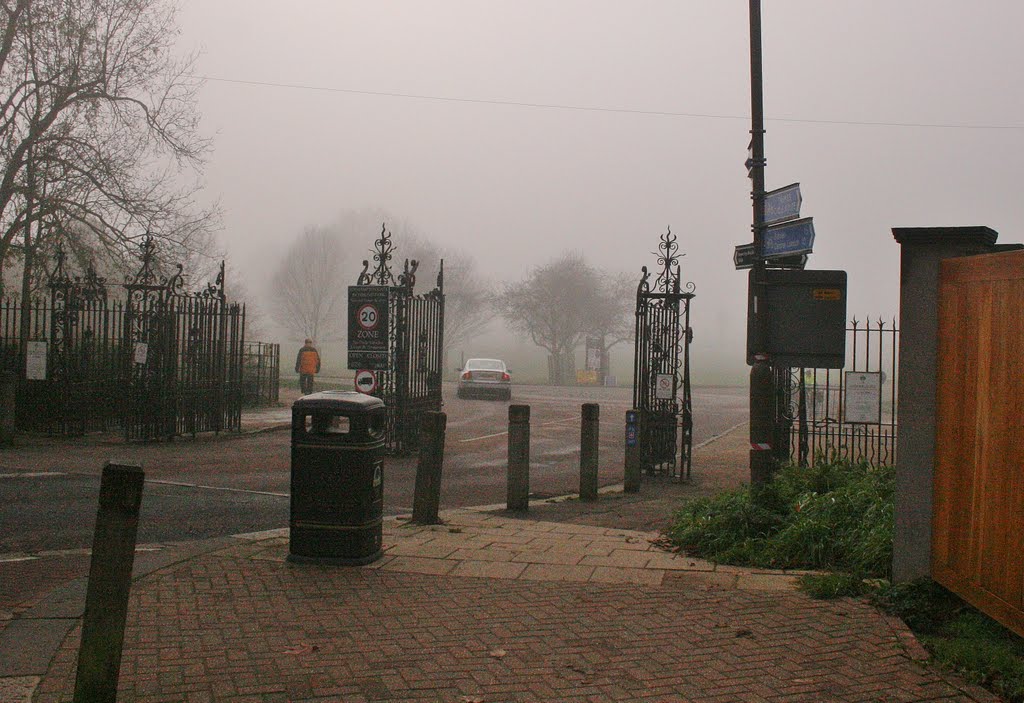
[0,383,746,609]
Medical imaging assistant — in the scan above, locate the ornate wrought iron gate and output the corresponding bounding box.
[121,239,245,441]
[632,228,695,480]
[355,227,444,454]
[3,240,250,439]
[48,251,122,434]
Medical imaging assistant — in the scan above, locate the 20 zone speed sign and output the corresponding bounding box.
[348,285,389,370]
[357,304,380,330]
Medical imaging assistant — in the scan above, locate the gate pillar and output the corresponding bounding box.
[891,226,1005,582]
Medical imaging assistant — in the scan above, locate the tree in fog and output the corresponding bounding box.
[321,208,492,365]
[402,237,492,368]
[497,252,637,384]
[0,0,218,296]
[269,228,348,342]
[495,252,599,385]
[586,271,636,382]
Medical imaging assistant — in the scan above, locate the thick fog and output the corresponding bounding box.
[176,1,1024,383]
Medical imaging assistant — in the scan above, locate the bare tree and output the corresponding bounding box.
[586,271,636,382]
[402,236,492,369]
[0,0,218,295]
[495,251,602,385]
[269,227,348,343]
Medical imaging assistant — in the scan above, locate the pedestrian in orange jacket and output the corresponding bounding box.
[295,339,321,395]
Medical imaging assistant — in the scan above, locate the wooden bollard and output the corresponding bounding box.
[507,404,530,511]
[624,409,641,493]
[412,411,447,524]
[579,403,599,501]
[73,462,145,703]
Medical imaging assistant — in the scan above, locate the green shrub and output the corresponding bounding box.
[667,459,894,578]
[872,580,1024,702]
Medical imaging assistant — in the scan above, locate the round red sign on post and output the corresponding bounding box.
[355,369,378,394]
[356,304,380,331]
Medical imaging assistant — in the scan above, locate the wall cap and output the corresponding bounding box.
[892,226,998,247]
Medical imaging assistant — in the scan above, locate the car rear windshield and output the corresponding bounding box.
[467,359,504,370]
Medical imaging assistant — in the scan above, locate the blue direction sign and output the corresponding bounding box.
[764,183,802,225]
[763,217,815,259]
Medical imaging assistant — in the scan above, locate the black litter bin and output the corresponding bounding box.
[288,391,386,565]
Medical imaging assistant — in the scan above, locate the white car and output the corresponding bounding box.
[456,358,512,400]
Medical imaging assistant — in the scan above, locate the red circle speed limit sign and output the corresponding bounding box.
[357,304,380,331]
[355,369,378,394]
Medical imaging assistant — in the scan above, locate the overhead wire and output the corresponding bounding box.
[199,74,1024,131]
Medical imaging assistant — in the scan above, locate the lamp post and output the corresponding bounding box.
[748,0,776,487]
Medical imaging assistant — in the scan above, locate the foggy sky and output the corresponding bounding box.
[176,1,1024,380]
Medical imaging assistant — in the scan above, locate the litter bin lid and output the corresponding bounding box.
[292,390,385,412]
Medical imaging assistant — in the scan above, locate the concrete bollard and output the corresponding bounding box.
[507,404,530,511]
[73,462,145,703]
[412,411,447,524]
[579,403,599,501]
[624,409,641,493]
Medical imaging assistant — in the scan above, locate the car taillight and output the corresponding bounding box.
[462,371,472,380]
[501,372,510,381]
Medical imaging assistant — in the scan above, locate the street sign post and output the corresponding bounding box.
[763,217,815,259]
[764,183,802,225]
[735,243,807,271]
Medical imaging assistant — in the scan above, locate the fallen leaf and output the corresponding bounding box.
[488,649,506,658]
[283,642,319,655]
[459,696,484,703]
[449,527,464,534]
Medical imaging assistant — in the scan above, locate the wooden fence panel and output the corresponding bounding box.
[934,249,1024,638]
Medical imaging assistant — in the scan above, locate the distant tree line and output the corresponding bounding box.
[271,210,634,385]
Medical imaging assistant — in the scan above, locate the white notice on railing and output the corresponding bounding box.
[25,340,47,380]
[844,371,881,424]
[133,342,149,365]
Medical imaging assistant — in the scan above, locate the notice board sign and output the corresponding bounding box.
[348,286,390,370]
[747,269,847,368]
[25,340,47,380]
[844,371,881,424]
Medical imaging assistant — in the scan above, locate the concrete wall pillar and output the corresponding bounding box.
[891,226,999,582]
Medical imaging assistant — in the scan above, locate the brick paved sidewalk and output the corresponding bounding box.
[12,510,997,703]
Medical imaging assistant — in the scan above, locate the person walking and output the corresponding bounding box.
[295,339,321,395]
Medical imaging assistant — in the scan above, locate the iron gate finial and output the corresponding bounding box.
[358,223,398,286]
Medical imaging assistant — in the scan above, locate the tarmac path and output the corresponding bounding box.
[0,384,747,613]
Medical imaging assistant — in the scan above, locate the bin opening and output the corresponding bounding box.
[302,414,351,435]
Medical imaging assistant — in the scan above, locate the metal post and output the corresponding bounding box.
[73,463,145,703]
[0,371,15,445]
[798,370,809,467]
[748,0,776,487]
[624,409,642,493]
[412,411,446,524]
[507,404,530,511]
[579,403,599,501]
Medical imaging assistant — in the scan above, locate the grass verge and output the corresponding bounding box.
[666,459,1024,702]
